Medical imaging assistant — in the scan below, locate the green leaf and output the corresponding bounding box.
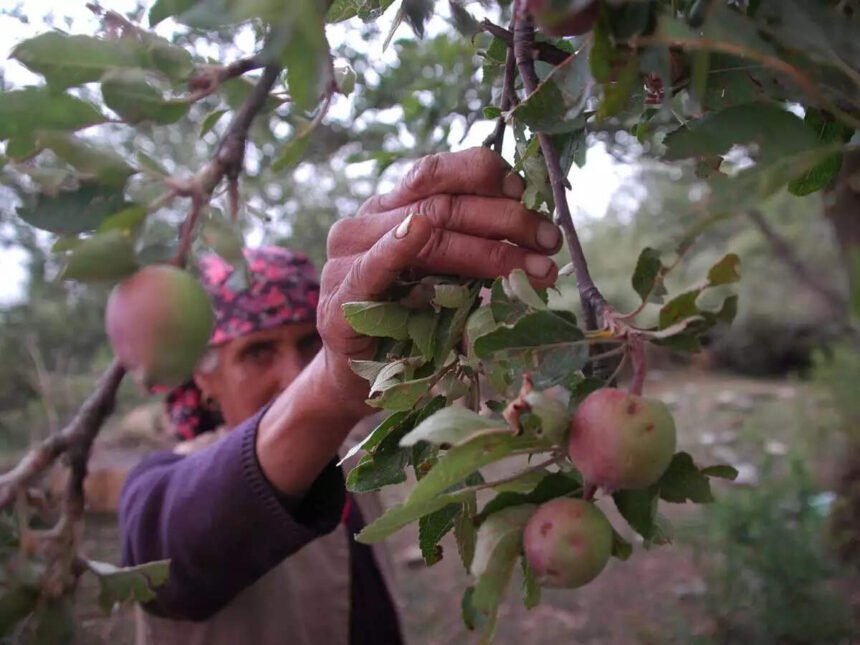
[346,449,409,493]
[15,166,76,197]
[788,110,855,196]
[511,50,589,134]
[433,283,480,365]
[84,559,170,611]
[474,310,583,357]
[407,434,551,507]
[631,247,668,303]
[149,0,198,25]
[0,88,104,141]
[613,486,659,541]
[461,586,484,632]
[326,0,396,23]
[34,131,136,188]
[658,452,715,504]
[433,283,470,308]
[97,205,149,234]
[659,291,700,329]
[455,495,478,571]
[418,504,460,566]
[12,33,148,90]
[366,374,435,411]
[0,586,39,636]
[663,102,820,163]
[407,310,437,360]
[348,360,388,384]
[471,505,536,629]
[399,407,505,447]
[700,464,739,480]
[6,137,41,161]
[611,528,633,560]
[520,557,541,610]
[17,183,129,234]
[356,490,471,543]
[479,471,582,521]
[707,253,741,285]
[200,108,229,137]
[502,269,548,310]
[23,595,75,644]
[200,215,245,264]
[58,230,139,283]
[342,301,411,339]
[101,69,189,124]
[271,134,312,172]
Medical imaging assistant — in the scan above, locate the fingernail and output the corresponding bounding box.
[503,172,525,199]
[537,220,561,251]
[525,254,555,278]
[395,213,415,239]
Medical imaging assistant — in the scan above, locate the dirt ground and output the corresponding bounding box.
[71,369,859,644]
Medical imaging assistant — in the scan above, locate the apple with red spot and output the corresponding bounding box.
[567,388,676,491]
[523,498,613,588]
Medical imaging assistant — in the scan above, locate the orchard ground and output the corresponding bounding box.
[45,367,860,643]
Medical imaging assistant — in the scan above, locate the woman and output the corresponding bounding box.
[118,147,562,644]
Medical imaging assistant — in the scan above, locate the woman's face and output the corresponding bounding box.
[194,322,322,429]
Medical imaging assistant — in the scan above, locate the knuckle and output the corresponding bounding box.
[326,218,351,257]
[404,153,442,193]
[416,194,453,224]
[418,229,451,264]
[487,242,515,273]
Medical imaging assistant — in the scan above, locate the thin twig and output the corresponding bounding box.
[512,7,607,329]
[628,337,646,396]
[464,454,564,494]
[483,19,518,153]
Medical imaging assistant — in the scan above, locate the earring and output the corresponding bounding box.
[202,395,220,411]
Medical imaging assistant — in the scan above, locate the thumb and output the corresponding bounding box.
[339,212,432,301]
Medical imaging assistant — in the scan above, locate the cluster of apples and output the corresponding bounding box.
[521,388,677,588]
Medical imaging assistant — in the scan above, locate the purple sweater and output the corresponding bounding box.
[118,407,402,644]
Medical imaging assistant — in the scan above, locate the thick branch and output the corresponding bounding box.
[512,10,606,329]
[747,209,846,315]
[0,361,126,511]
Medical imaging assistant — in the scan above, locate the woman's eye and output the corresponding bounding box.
[242,341,276,364]
[298,333,323,361]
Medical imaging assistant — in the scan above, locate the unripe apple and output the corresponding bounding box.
[524,390,570,445]
[523,498,612,588]
[105,265,214,389]
[526,0,599,37]
[568,388,676,491]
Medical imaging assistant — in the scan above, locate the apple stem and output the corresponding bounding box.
[628,338,647,396]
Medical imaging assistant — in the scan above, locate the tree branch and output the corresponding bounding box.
[480,19,571,66]
[0,361,126,511]
[483,19,518,153]
[512,8,607,329]
[746,209,846,315]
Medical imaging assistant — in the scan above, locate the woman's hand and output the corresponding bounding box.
[317,146,563,400]
[257,147,562,496]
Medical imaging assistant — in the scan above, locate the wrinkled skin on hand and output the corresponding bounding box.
[316,146,563,402]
